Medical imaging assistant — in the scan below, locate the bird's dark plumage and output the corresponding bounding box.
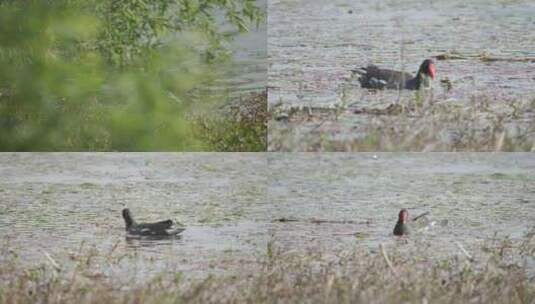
[122,208,184,236]
[353,59,435,90]
[393,209,410,236]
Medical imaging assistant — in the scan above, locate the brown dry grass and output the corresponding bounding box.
[269,95,535,152]
[1,232,534,304]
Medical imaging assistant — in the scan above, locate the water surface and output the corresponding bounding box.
[218,0,267,94]
[267,153,535,258]
[0,153,268,283]
[1,153,534,282]
[268,0,535,150]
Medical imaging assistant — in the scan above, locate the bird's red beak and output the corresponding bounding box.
[428,63,436,79]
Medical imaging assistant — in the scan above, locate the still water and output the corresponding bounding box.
[220,0,267,93]
[269,0,535,106]
[268,153,535,258]
[0,153,268,283]
[268,0,535,150]
[1,153,534,282]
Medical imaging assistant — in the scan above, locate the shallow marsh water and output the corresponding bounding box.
[1,153,534,283]
[0,153,268,284]
[268,0,535,150]
[267,153,535,259]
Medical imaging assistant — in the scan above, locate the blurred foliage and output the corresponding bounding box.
[88,0,264,66]
[0,0,265,151]
[194,90,266,151]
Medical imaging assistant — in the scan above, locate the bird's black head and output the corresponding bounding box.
[122,208,134,228]
[418,59,436,79]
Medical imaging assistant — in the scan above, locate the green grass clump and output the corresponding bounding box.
[193,90,267,151]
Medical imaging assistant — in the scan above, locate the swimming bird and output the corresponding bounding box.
[393,209,410,236]
[352,59,436,90]
[122,208,185,236]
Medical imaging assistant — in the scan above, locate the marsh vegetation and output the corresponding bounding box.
[1,233,534,303]
[1,153,534,303]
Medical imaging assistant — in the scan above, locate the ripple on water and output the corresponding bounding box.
[0,153,268,283]
[267,153,535,257]
[270,0,535,107]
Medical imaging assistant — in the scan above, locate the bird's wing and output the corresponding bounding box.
[137,220,173,230]
[375,68,413,82]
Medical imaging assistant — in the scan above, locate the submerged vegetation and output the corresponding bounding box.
[269,94,535,152]
[1,232,534,303]
[0,0,265,151]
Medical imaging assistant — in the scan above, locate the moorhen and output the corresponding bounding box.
[352,59,436,90]
[122,208,185,236]
[393,209,410,236]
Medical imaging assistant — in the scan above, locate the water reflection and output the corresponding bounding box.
[218,0,266,94]
[125,235,184,249]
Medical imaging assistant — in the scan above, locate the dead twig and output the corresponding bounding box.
[434,52,535,63]
[380,243,399,277]
[455,241,474,262]
[43,250,62,272]
[412,211,430,222]
[272,218,365,225]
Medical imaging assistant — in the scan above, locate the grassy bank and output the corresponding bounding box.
[1,232,534,303]
[194,90,267,152]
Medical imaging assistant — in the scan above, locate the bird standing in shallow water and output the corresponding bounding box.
[393,209,410,236]
[122,208,185,236]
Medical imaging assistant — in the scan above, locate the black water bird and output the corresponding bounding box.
[352,59,436,90]
[393,209,410,236]
[122,208,185,236]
